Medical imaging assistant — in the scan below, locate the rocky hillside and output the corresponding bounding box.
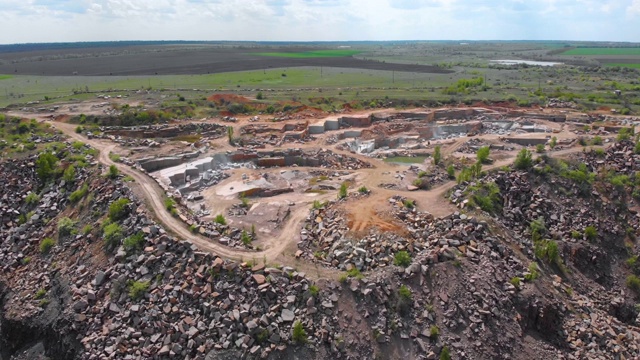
[2,127,640,360]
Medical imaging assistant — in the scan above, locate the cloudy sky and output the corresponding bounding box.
[0,0,639,44]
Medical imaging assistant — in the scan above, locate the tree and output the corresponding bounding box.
[433,145,442,166]
[107,165,119,179]
[292,321,307,344]
[338,182,348,199]
[394,251,411,267]
[550,136,557,149]
[63,164,76,183]
[476,146,490,164]
[227,126,234,145]
[109,198,130,222]
[35,152,58,182]
[514,148,533,170]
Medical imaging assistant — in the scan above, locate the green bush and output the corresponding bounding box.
[626,275,640,294]
[103,222,123,250]
[549,136,557,149]
[476,146,490,163]
[429,325,440,339]
[214,214,227,225]
[292,320,307,344]
[108,152,121,162]
[534,239,560,264]
[57,217,76,237]
[36,152,59,182]
[338,182,348,199]
[394,251,411,267]
[123,232,145,252]
[39,237,55,254]
[440,346,451,360]
[536,144,545,153]
[433,145,441,165]
[446,165,455,179]
[584,226,597,241]
[358,186,369,194]
[241,230,252,246]
[309,285,319,297]
[69,184,89,203]
[403,199,415,209]
[510,277,521,288]
[514,148,533,170]
[530,217,546,241]
[128,280,150,300]
[108,198,130,222]
[618,127,634,142]
[25,192,40,205]
[398,285,412,301]
[524,263,540,281]
[466,181,501,214]
[34,288,47,300]
[591,136,603,145]
[107,165,119,179]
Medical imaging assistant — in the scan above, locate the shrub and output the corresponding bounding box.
[534,239,560,264]
[103,222,123,250]
[510,277,521,288]
[403,199,415,209]
[584,226,597,241]
[128,280,150,300]
[123,232,145,252]
[34,289,47,300]
[440,346,451,360]
[107,165,119,179]
[592,136,603,145]
[536,144,545,153]
[530,217,546,241]
[309,285,319,297]
[69,184,89,203]
[25,192,40,205]
[292,320,307,344]
[214,214,227,225]
[433,145,441,166]
[618,127,634,142]
[429,325,440,339]
[394,251,411,267]
[446,164,455,179]
[39,237,55,254]
[467,181,501,213]
[75,125,83,133]
[398,285,412,301]
[36,152,59,182]
[241,230,252,246]
[476,146,490,163]
[189,224,198,233]
[338,182,348,199]
[626,275,640,294]
[549,136,557,149]
[524,263,540,281]
[108,198,130,222]
[571,230,582,239]
[514,148,533,170]
[108,152,121,162]
[164,197,176,211]
[57,217,76,237]
[358,186,369,194]
[82,224,92,235]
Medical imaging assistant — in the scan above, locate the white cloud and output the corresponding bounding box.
[0,0,639,43]
[629,0,640,14]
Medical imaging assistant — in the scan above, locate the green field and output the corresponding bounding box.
[561,48,640,56]
[383,156,428,164]
[255,50,362,58]
[604,63,640,69]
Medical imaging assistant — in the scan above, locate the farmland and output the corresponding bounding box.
[255,49,362,58]
[561,47,640,56]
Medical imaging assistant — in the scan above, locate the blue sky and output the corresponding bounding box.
[0,0,639,44]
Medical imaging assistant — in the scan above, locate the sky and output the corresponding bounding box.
[0,0,639,44]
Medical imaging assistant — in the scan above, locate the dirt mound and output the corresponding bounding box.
[207,93,253,104]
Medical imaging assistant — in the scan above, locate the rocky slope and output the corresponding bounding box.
[2,137,640,360]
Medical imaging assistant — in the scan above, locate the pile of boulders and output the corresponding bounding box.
[547,98,577,109]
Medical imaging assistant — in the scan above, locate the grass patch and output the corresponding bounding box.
[561,48,640,56]
[128,280,150,300]
[39,237,55,254]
